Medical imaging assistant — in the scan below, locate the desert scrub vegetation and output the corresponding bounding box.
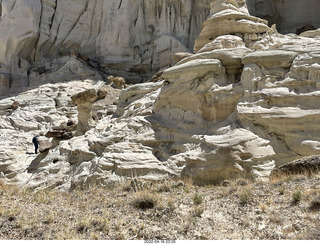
[192,192,203,205]
[292,190,302,204]
[239,187,253,205]
[191,206,205,218]
[131,190,158,210]
[0,173,319,240]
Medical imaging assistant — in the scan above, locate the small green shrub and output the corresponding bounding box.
[292,190,302,203]
[239,189,252,205]
[192,193,203,205]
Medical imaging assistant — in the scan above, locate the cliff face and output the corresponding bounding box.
[0,0,210,95]
[247,0,320,34]
[1,0,320,190]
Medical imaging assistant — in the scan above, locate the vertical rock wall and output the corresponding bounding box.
[0,0,210,95]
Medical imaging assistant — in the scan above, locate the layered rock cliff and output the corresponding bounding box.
[1,0,320,190]
[0,0,210,95]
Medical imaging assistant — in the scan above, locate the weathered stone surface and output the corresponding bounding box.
[71,89,98,105]
[39,140,52,153]
[173,52,193,63]
[0,0,211,95]
[194,0,271,52]
[197,35,246,53]
[1,0,320,190]
[108,76,126,89]
[177,47,251,82]
[300,29,320,38]
[162,59,225,83]
[242,50,299,69]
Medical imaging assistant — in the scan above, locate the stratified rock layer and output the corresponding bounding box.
[0,0,210,95]
[194,0,271,52]
[1,0,320,190]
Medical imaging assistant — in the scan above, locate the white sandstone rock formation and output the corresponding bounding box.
[1,0,320,190]
[0,0,210,95]
[194,0,271,52]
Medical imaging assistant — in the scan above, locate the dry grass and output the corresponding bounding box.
[239,188,252,205]
[0,173,319,240]
[132,190,158,210]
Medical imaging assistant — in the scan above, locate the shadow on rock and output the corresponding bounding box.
[27,151,49,173]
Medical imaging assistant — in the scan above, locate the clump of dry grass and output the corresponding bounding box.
[167,197,176,212]
[131,190,158,210]
[239,187,253,205]
[309,192,320,211]
[268,212,284,225]
[192,206,205,217]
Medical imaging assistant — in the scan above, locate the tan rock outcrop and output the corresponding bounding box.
[197,35,246,53]
[177,46,251,82]
[39,140,53,153]
[108,76,126,89]
[162,59,225,83]
[242,50,298,69]
[194,0,271,52]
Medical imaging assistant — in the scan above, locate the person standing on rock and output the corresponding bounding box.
[32,135,40,154]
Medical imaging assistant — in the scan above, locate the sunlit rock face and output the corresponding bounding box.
[1,0,320,190]
[247,0,320,34]
[194,0,271,53]
[0,0,210,95]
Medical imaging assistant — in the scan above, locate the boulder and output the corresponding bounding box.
[10,101,20,110]
[71,89,98,106]
[108,76,126,89]
[39,140,52,153]
[45,131,65,139]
